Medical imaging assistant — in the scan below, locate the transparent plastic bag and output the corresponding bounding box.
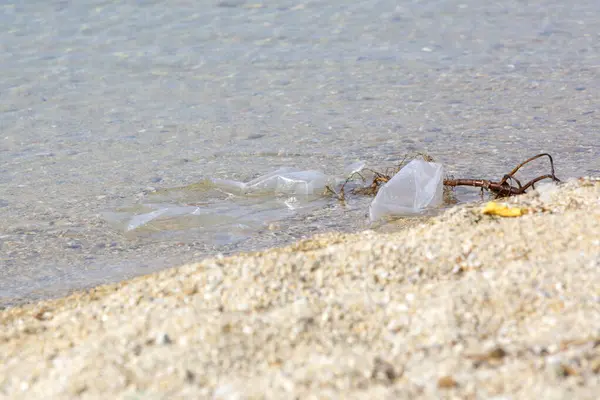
[211,167,331,195]
[369,159,444,221]
[107,162,366,241]
[344,161,367,176]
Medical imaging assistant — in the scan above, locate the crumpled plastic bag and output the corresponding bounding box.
[210,167,331,195]
[369,159,444,221]
[107,162,368,242]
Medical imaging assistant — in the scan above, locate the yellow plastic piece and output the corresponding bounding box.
[481,202,527,217]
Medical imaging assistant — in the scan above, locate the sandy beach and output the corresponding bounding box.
[1,177,599,399]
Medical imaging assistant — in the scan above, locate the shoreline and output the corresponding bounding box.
[1,178,599,398]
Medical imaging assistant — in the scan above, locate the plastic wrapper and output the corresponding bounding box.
[106,162,366,242]
[369,159,444,221]
[210,168,331,195]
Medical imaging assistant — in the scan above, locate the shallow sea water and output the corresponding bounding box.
[1,0,599,307]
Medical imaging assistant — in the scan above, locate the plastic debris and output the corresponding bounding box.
[107,163,366,241]
[104,195,326,246]
[344,160,367,176]
[369,159,444,221]
[125,205,205,232]
[211,167,331,195]
[481,202,527,217]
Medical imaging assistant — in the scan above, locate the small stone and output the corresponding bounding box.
[185,369,195,383]
[590,358,600,374]
[132,345,142,356]
[531,345,548,356]
[468,346,507,367]
[553,363,578,378]
[371,357,399,384]
[156,333,172,345]
[437,375,458,389]
[488,347,507,360]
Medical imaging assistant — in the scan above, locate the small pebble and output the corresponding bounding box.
[437,376,458,389]
[156,333,172,345]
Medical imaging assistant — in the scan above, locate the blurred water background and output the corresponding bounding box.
[1,0,599,306]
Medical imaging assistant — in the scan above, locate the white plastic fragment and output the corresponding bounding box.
[211,167,331,195]
[250,170,329,194]
[209,178,247,192]
[344,160,366,176]
[117,161,369,236]
[369,159,444,221]
[126,205,202,231]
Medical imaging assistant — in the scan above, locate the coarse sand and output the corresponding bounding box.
[1,178,599,399]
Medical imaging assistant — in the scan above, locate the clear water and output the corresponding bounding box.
[1,0,599,307]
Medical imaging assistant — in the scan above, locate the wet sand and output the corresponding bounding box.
[1,178,599,399]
